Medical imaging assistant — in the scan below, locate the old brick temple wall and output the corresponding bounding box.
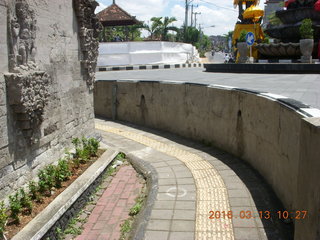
[0,0,101,200]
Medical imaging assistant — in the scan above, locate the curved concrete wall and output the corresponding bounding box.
[94,80,320,240]
[98,41,199,66]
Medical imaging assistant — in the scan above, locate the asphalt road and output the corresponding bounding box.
[96,68,320,109]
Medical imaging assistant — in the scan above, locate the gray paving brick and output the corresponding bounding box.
[177,177,195,185]
[147,219,171,231]
[145,230,169,240]
[151,209,174,220]
[232,217,257,228]
[234,228,260,240]
[178,184,196,192]
[175,171,193,178]
[228,189,250,198]
[153,200,175,210]
[229,198,252,207]
[158,178,176,186]
[157,192,177,201]
[158,171,176,179]
[175,201,196,210]
[171,220,195,232]
[156,167,174,173]
[166,160,184,166]
[152,162,168,167]
[169,231,195,240]
[173,210,196,220]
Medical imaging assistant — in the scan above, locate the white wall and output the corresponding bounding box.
[98,41,199,66]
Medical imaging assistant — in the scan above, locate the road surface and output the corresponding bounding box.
[96,68,320,109]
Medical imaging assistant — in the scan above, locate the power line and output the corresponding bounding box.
[198,0,237,12]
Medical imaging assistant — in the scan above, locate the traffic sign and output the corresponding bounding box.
[246,32,255,46]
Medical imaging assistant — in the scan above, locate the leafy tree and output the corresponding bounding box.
[143,17,179,41]
[99,24,143,42]
[159,17,179,41]
[143,17,162,40]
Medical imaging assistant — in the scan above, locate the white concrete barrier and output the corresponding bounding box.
[97,41,199,66]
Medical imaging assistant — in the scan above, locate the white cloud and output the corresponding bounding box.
[96,0,266,36]
[96,0,169,22]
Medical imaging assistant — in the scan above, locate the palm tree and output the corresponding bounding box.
[143,17,179,41]
[143,17,162,40]
[160,17,179,41]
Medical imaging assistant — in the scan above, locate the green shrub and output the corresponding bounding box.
[0,201,8,237]
[28,180,41,202]
[19,189,32,214]
[54,159,71,188]
[72,137,100,164]
[38,165,55,195]
[9,193,21,224]
[300,18,314,39]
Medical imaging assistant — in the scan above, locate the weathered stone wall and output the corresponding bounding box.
[0,0,99,200]
[94,80,320,240]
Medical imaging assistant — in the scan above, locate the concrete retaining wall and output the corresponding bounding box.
[98,41,199,66]
[94,80,320,240]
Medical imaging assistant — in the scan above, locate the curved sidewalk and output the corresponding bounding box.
[95,119,293,240]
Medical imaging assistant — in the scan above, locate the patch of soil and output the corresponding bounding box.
[4,149,105,240]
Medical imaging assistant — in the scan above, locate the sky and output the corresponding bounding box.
[95,0,266,36]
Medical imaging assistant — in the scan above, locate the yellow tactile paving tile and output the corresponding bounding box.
[96,123,235,240]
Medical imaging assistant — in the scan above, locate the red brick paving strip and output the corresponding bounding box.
[76,165,143,240]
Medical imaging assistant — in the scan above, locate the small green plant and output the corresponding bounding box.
[9,193,21,224]
[38,165,55,195]
[238,30,247,42]
[54,159,72,188]
[129,201,142,216]
[116,152,126,160]
[300,18,314,39]
[63,217,82,235]
[19,188,32,214]
[28,180,42,202]
[72,137,100,164]
[120,219,131,237]
[0,201,8,237]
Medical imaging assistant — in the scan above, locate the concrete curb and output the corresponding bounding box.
[12,149,119,240]
[126,153,158,240]
[97,63,203,72]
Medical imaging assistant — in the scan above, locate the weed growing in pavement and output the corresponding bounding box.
[0,201,8,238]
[116,152,126,160]
[120,219,132,238]
[129,196,144,216]
[63,217,82,235]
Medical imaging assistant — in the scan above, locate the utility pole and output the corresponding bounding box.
[191,5,194,27]
[194,12,201,28]
[185,0,193,28]
[185,0,189,28]
[190,4,198,27]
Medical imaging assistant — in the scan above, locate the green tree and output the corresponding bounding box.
[99,24,143,42]
[159,17,179,41]
[143,17,162,40]
[143,17,179,41]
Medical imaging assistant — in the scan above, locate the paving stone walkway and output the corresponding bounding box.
[95,119,293,240]
[75,164,144,240]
